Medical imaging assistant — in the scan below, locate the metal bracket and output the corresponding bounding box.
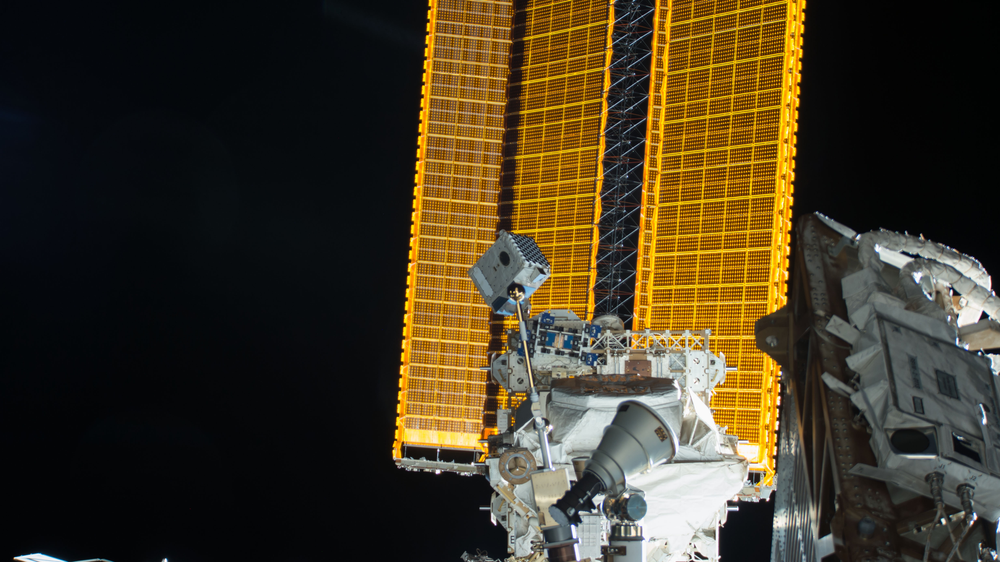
[829,234,857,257]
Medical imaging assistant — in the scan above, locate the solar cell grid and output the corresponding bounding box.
[393,0,514,458]
[634,0,802,483]
[496,0,610,320]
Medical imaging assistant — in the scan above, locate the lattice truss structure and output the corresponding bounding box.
[592,0,655,325]
[394,0,804,485]
[590,328,709,353]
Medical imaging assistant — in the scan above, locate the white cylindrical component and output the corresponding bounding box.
[857,229,990,289]
[901,259,1000,321]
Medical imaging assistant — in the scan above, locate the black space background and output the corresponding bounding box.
[2,1,997,561]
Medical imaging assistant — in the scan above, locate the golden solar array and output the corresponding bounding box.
[393,0,513,458]
[634,0,804,482]
[498,0,611,316]
[394,0,612,459]
[394,0,804,483]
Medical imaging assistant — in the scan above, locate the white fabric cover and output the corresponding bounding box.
[635,458,748,562]
[545,383,683,464]
[511,380,747,561]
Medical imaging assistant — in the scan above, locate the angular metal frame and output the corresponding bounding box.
[760,215,994,562]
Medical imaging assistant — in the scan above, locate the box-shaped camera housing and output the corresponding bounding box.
[468,230,550,315]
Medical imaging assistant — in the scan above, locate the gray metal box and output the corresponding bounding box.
[468,230,550,315]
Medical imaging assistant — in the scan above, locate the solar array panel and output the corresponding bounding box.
[393,0,514,458]
[499,0,611,316]
[634,0,804,482]
[394,0,805,485]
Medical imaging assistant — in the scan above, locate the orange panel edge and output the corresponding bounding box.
[392,0,438,462]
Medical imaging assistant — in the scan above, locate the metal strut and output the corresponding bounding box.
[592,0,656,328]
[510,285,553,471]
